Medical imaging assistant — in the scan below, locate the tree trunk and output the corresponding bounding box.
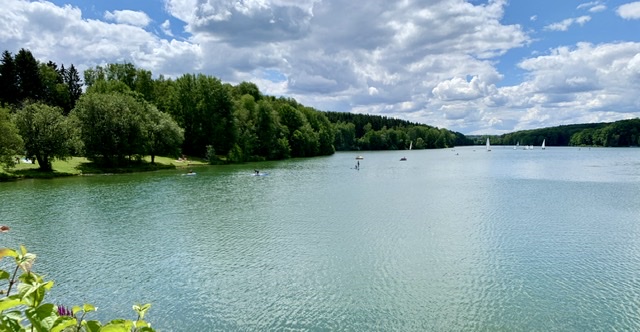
[36,154,52,172]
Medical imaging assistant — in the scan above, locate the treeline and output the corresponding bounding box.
[1,48,467,171]
[469,119,640,147]
[326,112,471,150]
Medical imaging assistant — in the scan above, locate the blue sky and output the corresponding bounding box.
[2,0,640,134]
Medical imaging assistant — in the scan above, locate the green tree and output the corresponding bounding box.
[0,107,24,168]
[71,92,148,166]
[13,103,78,171]
[64,64,83,114]
[145,109,184,164]
[39,62,69,111]
[0,50,19,107]
[14,48,43,102]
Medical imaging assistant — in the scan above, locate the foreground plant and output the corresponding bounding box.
[0,244,154,331]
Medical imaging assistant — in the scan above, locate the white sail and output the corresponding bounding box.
[542,139,546,150]
[486,138,491,151]
[409,141,413,150]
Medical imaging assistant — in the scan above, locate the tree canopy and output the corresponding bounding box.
[0,107,23,168]
[13,103,78,171]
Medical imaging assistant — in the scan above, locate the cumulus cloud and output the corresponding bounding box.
[432,76,494,102]
[160,20,173,36]
[544,16,592,31]
[104,9,151,27]
[617,2,640,19]
[0,0,202,76]
[2,0,640,134]
[165,0,315,46]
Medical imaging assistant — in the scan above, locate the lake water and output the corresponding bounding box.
[1,146,640,331]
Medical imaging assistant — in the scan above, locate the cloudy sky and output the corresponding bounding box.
[2,0,640,134]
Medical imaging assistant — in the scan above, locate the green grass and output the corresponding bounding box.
[0,155,209,181]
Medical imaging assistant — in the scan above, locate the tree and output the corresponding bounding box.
[64,64,82,114]
[71,92,148,166]
[145,109,184,164]
[13,103,78,171]
[0,107,23,168]
[14,48,43,102]
[0,51,18,107]
[39,62,69,111]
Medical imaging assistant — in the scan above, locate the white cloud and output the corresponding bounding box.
[432,76,493,102]
[104,10,151,27]
[544,16,592,31]
[160,20,173,36]
[0,0,202,77]
[2,0,640,135]
[617,2,640,19]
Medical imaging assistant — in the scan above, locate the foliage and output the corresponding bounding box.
[325,111,467,150]
[0,107,24,169]
[14,48,43,102]
[472,118,640,147]
[71,90,183,167]
[0,51,19,107]
[0,243,155,332]
[13,103,79,171]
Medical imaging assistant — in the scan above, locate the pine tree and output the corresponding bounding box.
[0,51,18,107]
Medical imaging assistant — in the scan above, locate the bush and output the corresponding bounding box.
[0,238,155,331]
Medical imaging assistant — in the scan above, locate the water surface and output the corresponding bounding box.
[1,146,639,331]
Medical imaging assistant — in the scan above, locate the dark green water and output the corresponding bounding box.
[1,147,640,331]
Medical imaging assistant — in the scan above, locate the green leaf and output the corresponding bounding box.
[0,312,23,332]
[132,303,151,320]
[51,317,77,332]
[0,248,18,259]
[82,303,96,313]
[0,296,24,311]
[26,303,57,332]
[100,320,133,332]
[0,270,10,280]
[83,320,102,332]
[134,319,150,328]
[72,305,82,315]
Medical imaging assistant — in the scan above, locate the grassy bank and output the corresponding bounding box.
[0,156,208,181]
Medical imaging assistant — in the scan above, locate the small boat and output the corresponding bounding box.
[356,156,364,160]
[542,139,546,150]
[400,157,407,161]
[486,138,491,152]
[183,172,196,176]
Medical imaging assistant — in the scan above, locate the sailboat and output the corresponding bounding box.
[541,139,546,150]
[409,141,413,151]
[514,141,519,150]
[486,138,491,152]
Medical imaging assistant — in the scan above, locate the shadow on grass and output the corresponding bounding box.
[1,161,177,182]
[1,168,76,181]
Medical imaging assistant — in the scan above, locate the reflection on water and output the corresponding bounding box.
[1,147,640,330]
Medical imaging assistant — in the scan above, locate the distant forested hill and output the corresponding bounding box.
[468,118,640,147]
[324,111,472,150]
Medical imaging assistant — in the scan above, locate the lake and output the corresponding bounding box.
[1,146,640,331]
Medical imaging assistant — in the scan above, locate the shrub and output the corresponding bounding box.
[0,239,154,332]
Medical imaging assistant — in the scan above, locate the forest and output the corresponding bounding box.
[469,119,640,147]
[0,48,465,171]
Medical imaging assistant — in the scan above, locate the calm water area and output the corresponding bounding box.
[1,146,640,331]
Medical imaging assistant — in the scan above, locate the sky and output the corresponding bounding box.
[1,0,640,134]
